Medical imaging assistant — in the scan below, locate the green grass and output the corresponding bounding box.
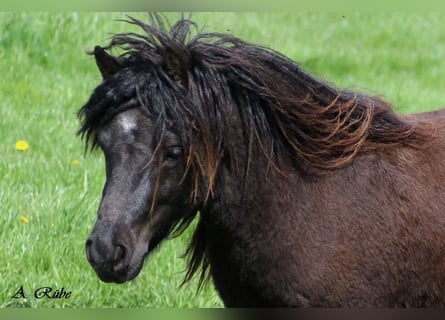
[1,12,445,308]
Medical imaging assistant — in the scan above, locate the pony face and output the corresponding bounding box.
[85,107,191,283]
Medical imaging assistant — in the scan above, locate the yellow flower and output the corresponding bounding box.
[15,140,29,151]
[71,159,81,166]
[19,215,30,224]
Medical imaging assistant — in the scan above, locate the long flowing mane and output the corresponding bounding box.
[78,14,433,287]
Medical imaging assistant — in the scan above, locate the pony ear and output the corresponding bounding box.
[161,47,189,87]
[93,46,122,79]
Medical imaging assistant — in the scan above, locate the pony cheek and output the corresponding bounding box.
[138,205,180,251]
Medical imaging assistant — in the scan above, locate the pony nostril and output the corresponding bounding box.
[85,238,96,264]
[113,244,129,273]
[113,244,126,262]
[85,235,129,275]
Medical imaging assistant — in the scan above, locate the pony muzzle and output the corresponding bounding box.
[85,234,132,283]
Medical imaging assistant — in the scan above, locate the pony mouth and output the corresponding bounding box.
[94,251,148,284]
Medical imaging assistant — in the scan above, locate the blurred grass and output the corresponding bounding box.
[1,12,445,308]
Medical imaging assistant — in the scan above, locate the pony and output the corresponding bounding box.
[78,14,445,307]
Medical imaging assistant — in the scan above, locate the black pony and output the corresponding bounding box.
[78,14,445,307]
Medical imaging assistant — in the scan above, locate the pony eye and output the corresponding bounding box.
[165,146,183,160]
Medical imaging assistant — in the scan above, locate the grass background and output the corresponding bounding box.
[1,12,445,308]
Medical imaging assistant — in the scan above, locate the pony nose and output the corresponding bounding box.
[86,235,130,282]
